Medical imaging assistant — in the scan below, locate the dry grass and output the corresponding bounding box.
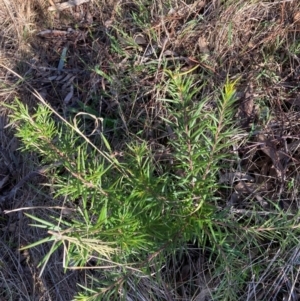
[1,0,300,300]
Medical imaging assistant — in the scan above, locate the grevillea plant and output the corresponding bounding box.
[7,73,243,300]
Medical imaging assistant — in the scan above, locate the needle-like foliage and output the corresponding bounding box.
[6,73,244,299]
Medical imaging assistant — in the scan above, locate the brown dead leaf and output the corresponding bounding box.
[198,37,210,54]
[134,34,147,45]
[64,85,74,104]
[257,134,283,178]
[48,0,90,11]
[234,181,270,195]
[234,181,271,207]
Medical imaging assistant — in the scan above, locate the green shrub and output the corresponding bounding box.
[7,72,242,300]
